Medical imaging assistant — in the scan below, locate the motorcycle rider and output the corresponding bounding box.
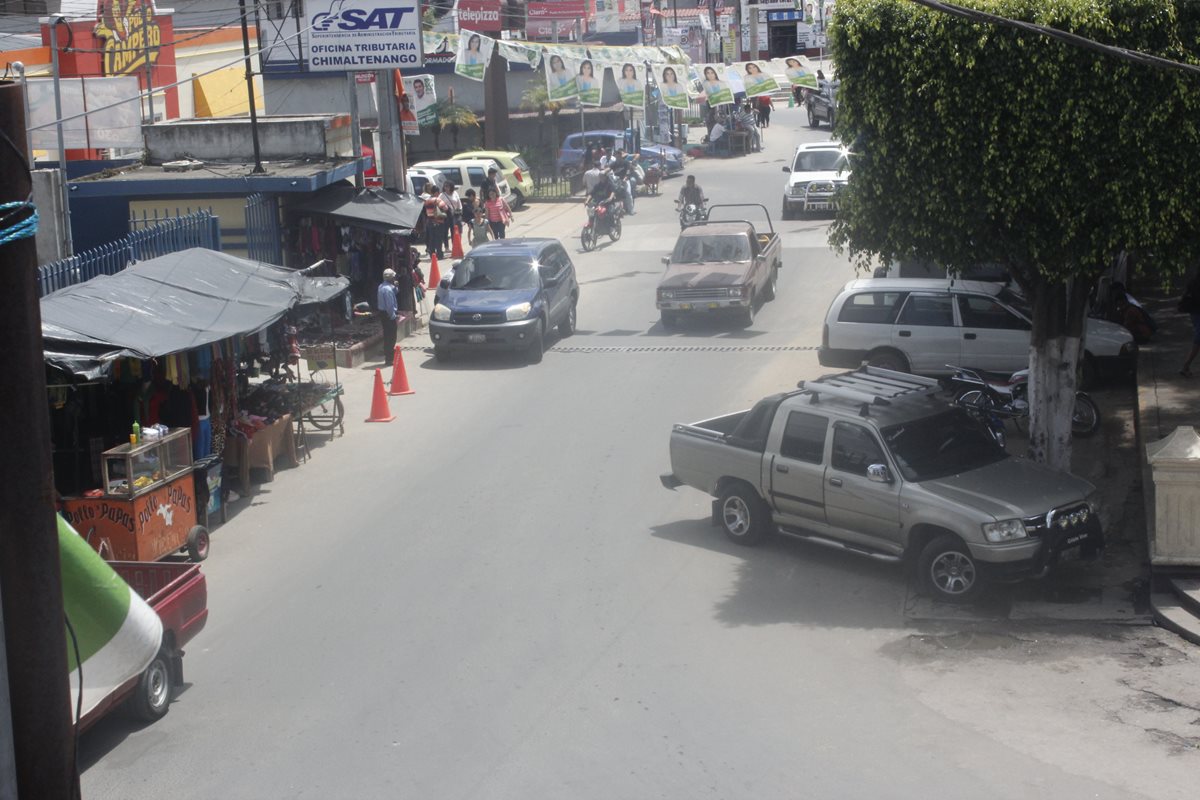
[676,175,707,223]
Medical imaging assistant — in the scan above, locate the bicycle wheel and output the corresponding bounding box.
[1071,392,1101,437]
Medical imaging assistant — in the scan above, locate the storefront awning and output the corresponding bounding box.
[41,248,349,379]
[290,183,424,235]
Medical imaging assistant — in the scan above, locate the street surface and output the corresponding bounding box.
[80,105,1200,799]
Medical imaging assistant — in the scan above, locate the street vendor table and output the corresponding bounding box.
[225,413,298,491]
[728,131,752,156]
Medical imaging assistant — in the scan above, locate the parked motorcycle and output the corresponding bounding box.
[945,365,1101,448]
[642,161,662,195]
[581,201,622,252]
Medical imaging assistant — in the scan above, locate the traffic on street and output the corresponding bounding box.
[74,103,1200,800]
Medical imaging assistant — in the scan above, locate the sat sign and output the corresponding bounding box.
[306,0,423,72]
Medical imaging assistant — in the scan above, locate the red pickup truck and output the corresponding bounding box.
[80,561,209,731]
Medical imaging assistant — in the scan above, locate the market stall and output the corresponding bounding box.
[44,248,350,557]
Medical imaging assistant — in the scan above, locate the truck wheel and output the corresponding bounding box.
[918,534,982,603]
[186,525,210,562]
[525,319,545,365]
[660,311,680,329]
[718,484,771,546]
[866,349,909,373]
[763,267,778,302]
[737,299,756,328]
[434,345,453,363]
[129,651,172,722]
[780,203,792,221]
[807,105,818,128]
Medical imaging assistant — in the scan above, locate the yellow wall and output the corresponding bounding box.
[128,196,255,258]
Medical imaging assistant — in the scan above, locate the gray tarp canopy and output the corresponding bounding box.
[42,248,349,379]
[290,183,424,234]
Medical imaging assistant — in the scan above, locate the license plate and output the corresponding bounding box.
[468,334,486,344]
[708,302,720,309]
[680,303,693,310]
[1063,532,1089,547]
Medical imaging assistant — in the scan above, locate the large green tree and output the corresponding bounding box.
[829,0,1200,469]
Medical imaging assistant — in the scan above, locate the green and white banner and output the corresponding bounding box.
[614,62,645,109]
[59,515,161,720]
[699,63,734,107]
[456,32,495,81]
[735,61,781,97]
[498,40,542,68]
[773,56,819,89]
[654,63,690,110]
[576,58,603,107]
[403,75,437,127]
[545,53,579,102]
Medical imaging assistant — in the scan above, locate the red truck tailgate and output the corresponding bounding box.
[110,561,209,650]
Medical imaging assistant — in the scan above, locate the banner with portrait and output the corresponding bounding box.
[733,61,780,97]
[698,63,734,107]
[455,32,495,81]
[613,62,645,109]
[575,58,603,106]
[772,55,818,89]
[652,63,689,110]
[402,75,437,127]
[544,53,579,102]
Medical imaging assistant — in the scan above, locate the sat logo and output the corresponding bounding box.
[312,3,416,32]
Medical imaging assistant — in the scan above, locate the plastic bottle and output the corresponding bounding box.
[131,421,141,446]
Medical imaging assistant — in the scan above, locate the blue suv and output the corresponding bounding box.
[557,130,685,177]
[430,239,580,364]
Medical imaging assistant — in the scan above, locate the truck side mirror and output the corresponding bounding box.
[867,464,892,484]
[661,255,671,265]
[782,166,791,173]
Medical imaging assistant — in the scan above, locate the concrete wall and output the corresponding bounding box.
[143,116,352,164]
[32,169,70,264]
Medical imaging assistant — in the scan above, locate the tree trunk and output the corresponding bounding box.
[1024,276,1090,471]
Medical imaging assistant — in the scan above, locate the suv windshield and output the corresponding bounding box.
[450,256,539,290]
[793,150,848,172]
[882,410,1007,482]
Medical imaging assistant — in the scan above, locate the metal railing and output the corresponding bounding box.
[526,166,584,201]
[39,209,221,297]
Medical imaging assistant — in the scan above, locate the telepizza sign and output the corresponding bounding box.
[95,0,163,77]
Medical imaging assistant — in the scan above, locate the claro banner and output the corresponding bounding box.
[457,0,504,32]
[306,0,423,71]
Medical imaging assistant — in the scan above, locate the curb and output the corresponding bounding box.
[1135,342,1159,567]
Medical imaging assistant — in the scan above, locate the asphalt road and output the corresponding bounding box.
[79,106,1199,799]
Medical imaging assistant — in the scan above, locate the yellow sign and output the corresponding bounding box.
[95,0,162,77]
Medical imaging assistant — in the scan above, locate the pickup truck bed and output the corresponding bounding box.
[81,561,208,730]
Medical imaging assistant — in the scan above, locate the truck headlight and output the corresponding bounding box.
[506,302,532,321]
[658,289,675,300]
[727,286,744,298]
[1120,341,1136,355]
[982,518,1028,543]
[432,303,452,321]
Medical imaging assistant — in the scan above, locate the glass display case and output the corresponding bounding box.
[102,428,193,498]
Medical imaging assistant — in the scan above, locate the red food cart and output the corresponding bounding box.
[60,428,211,562]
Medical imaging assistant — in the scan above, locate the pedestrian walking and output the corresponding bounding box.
[461,189,477,226]
[439,181,462,253]
[421,182,448,258]
[377,268,399,360]
[484,188,512,240]
[469,207,491,247]
[757,95,773,127]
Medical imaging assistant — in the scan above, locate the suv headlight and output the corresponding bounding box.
[1085,489,1103,516]
[506,302,532,321]
[982,518,1028,543]
[790,182,808,197]
[432,303,452,321]
[1120,341,1136,355]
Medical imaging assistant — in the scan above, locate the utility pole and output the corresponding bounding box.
[238,0,264,173]
[48,16,73,255]
[142,1,155,122]
[376,69,404,190]
[0,79,79,800]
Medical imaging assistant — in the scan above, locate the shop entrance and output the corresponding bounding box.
[769,23,796,58]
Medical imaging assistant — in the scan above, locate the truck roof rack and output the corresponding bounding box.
[796,367,941,417]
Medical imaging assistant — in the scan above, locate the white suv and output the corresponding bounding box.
[781,142,851,219]
[818,278,1135,380]
[412,158,512,202]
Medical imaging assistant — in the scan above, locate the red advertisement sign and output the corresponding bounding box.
[458,0,504,31]
[526,18,579,38]
[527,0,588,19]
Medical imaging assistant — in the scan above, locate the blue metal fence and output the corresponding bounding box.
[38,209,222,297]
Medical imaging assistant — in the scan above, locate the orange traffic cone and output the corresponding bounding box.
[451,225,465,258]
[388,345,415,396]
[364,368,395,423]
[428,252,441,290]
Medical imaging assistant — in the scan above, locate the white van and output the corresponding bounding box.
[818,278,1135,381]
[412,158,512,202]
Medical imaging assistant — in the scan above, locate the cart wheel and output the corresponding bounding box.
[187,525,210,562]
[129,650,172,722]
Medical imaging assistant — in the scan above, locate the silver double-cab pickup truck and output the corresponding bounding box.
[660,368,1104,603]
[656,204,782,329]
